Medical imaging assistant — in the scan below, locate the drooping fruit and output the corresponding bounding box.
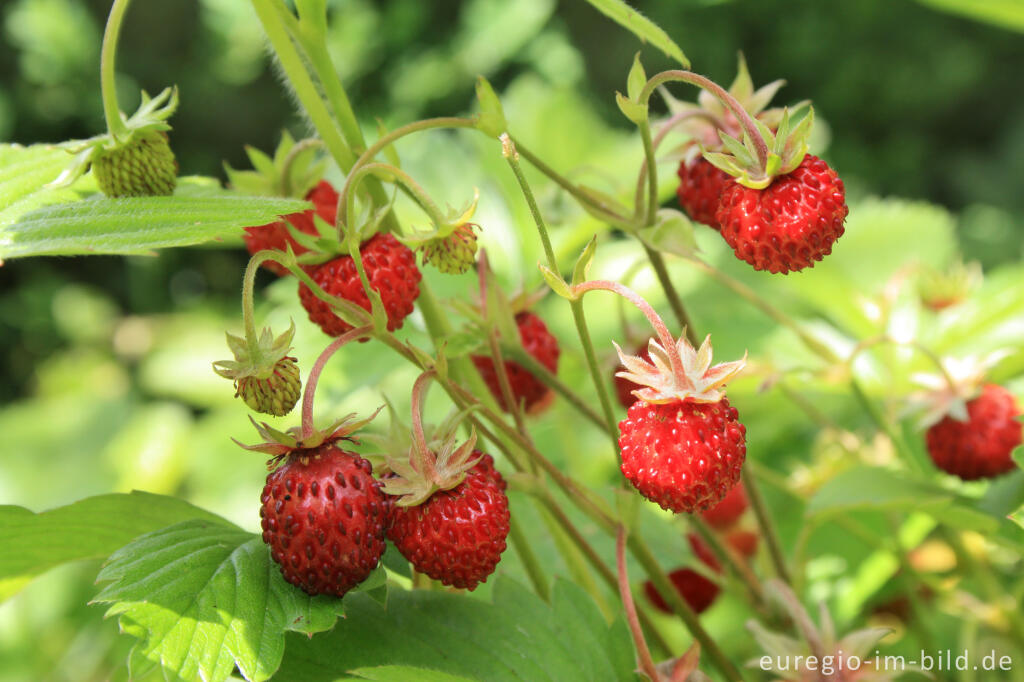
[715,154,848,274]
[643,568,720,615]
[260,444,388,596]
[298,233,421,337]
[616,335,747,513]
[213,322,301,416]
[93,131,177,197]
[472,311,559,414]
[387,453,510,589]
[676,158,730,230]
[244,180,339,276]
[925,384,1021,480]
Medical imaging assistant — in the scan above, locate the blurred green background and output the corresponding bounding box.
[1,1,1023,680]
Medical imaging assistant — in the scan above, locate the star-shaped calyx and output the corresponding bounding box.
[213,322,301,417]
[614,333,746,405]
[234,408,382,464]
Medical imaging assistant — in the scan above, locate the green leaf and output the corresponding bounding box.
[0,143,84,236]
[807,466,998,532]
[0,491,232,601]
[0,184,311,260]
[475,76,508,139]
[93,519,352,682]
[580,0,689,66]
[349,667,478,682]
[276,578,635,682]
[916,0,1024,32]
[636,208,697,257]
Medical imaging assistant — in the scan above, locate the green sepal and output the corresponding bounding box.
[50,87,180,192]
[615,92,648,125]
[571,236,598,287]
[626,52,647,102]
[475,76,508,139]
[539,264,575,301]
[225,130,326,199]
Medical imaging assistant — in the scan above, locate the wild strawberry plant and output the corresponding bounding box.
[2,1,1023,681]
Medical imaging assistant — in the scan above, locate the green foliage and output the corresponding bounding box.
[0,491,228,601]
[917,0,1024,32]
[93,517,371,682]
[580,0,689,67]
[275,579,635,682]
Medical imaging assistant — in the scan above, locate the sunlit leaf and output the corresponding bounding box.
[580,0,689,66]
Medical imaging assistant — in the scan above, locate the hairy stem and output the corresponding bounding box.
[616,527,663,682]
[643,246,699,347]
[300,325,373,439]
[100,0,133,139]
[741,467,791,586]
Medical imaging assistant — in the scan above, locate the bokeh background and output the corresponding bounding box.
[1,1,1023,680]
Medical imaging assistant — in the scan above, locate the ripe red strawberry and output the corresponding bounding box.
[620,398,746,513]
[614,342,650,408]
[700,481,748,529]
[643,568,720,615]
[245,180,340,276]
[715,154,848,274]
[925,384,1021,480]
[616,334,747,513]
[472,312,559,414]
[387,453,509,590]
[298,233,421,337]
[260,444,388,596]
[676,158,730,230]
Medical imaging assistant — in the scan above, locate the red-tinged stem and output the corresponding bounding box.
[616,526,664,682]
[408,369,441,481]
[301,325,373,439]
[640,71,768,170]
[572,280,685,384]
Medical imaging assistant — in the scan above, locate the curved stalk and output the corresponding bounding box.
[616,527,663,682]
[100,0,132,139]
[300,325,374,439]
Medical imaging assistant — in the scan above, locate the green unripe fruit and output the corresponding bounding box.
[235,356,302,416]
[93,131,178,197]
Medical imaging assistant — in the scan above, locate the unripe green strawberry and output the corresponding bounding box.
[93,131,178,197]
[420,223,479,274]
[234,356,301,416]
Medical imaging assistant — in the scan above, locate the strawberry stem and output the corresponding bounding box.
[100,0,132,140]
[615,526,664,682]
[640,71,769,171]
[339,162,447,240]
[573,280,685,383]
[408,369,441,483]
[300,325,373,439]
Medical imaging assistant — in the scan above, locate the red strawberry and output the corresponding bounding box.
[643,568,720,615]
[244,180,339,276]
[676,158,730,230]
[616,334,747,513]
[687,533,721,573]
[726,529,759,558]
[298,233,421,337]
[619,398,746,513]
[925,384,1022,480]
[613,343,650,408]
[700,481,748,529]
[472,312,559,414]
[260,444,388,597]
[387,453,510,590]
[715,154,848,274]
